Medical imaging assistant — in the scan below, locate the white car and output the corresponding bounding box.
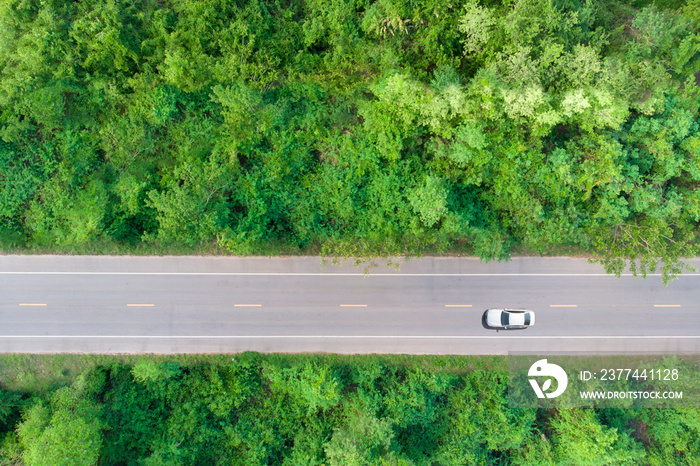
[482,309,535,330]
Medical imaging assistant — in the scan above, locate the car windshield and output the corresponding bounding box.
[501,313,509,326]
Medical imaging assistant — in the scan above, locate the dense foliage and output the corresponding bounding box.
[0,0,699,281]
[0,353,698,464]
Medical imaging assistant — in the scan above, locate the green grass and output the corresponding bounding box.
[3,352,696,395]
[0,353,507,393]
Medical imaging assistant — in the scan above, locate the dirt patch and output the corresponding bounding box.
[629,419,651,447]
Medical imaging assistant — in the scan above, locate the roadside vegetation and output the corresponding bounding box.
[0,353,699,464]
[0,0,699,282]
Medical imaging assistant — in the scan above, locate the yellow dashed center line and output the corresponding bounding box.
[127,304,155,307]
[550,304,577,307]
[654,304,681,308]
[340,304,367,307]
[19,303,47,306]
[444,304,473,307]
[234,304,262,307]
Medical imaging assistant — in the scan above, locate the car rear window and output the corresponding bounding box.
[524,313,531,325]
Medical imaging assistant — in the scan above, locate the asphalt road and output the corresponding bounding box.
[0,255,698,354]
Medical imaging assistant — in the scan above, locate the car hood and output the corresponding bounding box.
[486,310,503,327]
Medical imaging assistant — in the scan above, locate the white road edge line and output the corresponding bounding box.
[0,335,698,339]
[1,272,699,276]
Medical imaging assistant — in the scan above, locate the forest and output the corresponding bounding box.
[0,353,699,465]
[0,0,698,282]
[1,2,699,464]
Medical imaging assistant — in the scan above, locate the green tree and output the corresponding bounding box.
[17,383,103,466]
[409,176,448,228]
[547,409,645,465]
[324,404,399,466]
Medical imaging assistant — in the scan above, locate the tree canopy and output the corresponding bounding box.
[0,353,698,464]
[0,0,698,282]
